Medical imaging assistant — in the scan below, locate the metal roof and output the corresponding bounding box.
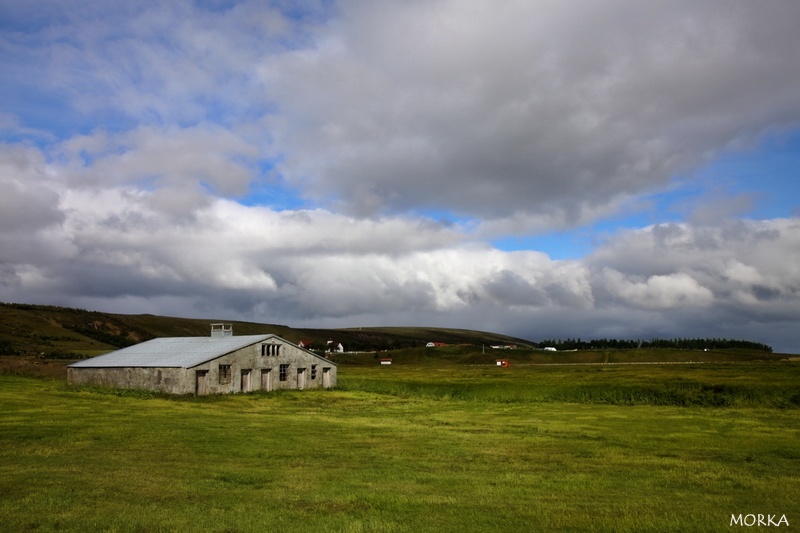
[69,334,275,369]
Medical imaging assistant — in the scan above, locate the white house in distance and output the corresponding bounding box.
[326,340,344,353]
[68,324,337,395]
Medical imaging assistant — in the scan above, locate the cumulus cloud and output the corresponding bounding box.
[587,219,799,293]
[597,270,714,310]
[56,124,260,211]
[0,144,63,234]
[263,0,800,230]
[3,153,799,349]
[2,1,800,353]
[9,1,798,230]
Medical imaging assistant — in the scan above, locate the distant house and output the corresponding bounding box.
[426,342,447,348]
[326,340,344,353]
[491,344,517,350]
[68,324,337,395]
[543,347,557,352]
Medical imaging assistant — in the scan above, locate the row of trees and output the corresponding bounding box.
[0,302,91,313]
[536,338,773,353]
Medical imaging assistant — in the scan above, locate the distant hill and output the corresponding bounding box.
[1,302,781,366]
[0,302,535,358]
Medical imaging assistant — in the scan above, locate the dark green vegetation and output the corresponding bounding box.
[1,363,799,532]
[538,337,772,353]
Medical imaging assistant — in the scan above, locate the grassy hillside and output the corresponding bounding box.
[0,302,533,358]
[0,303,151,357]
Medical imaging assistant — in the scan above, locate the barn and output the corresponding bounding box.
[68,324,337,395]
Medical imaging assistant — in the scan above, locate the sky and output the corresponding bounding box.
[2,0,800,352]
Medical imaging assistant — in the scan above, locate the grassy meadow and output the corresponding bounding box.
[1,362,799,532]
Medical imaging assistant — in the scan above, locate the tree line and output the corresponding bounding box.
[536,338,772,353]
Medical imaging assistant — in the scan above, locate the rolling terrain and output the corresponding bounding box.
[0,302,534,359]
[0,302,787,379]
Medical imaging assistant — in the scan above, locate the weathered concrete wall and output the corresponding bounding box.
[67,367,189,394]
[191,339,337,394]
[68,337,337,395]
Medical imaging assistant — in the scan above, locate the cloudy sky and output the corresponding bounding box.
[2,1,800,352]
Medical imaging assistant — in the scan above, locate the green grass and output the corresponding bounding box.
[341,363,800,407]
[1,364,799,532]
[336,344,785,366]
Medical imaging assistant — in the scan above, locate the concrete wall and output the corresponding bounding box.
[67,367,189,394]
[191,339,337,395]
[68,337,337,395]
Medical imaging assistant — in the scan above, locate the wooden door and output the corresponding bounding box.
[195,371,208,395]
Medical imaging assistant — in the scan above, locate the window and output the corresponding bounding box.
[219,364,232,384]
[311,365,317,380]
[261,343,281,356]
[279,364,290,382]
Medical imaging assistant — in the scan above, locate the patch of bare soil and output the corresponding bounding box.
[0,356,70,379]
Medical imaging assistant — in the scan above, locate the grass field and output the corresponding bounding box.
[1,363,798,532]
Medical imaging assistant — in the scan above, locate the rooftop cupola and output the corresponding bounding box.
[210,323,233,338]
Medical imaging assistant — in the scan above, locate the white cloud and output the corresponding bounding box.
[0,144,63,234]
[58,124,259,193]
[598,270,714,310]
[2,2,800,352]
[4,144,799,348]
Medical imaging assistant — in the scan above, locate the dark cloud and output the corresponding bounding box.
[266,1,800,230]
[1,2,800,354]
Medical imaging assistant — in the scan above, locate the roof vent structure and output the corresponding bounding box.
[210,323,233,338]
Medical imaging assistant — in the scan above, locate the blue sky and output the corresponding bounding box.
[2,0,800,352]
[495,128,800,259]
[698,130,800,219]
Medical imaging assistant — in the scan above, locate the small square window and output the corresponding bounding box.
[219,364,232,384]
[311,365,317,380]
[279,364,290,382]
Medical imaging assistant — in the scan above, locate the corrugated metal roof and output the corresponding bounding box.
[69,334,275,368]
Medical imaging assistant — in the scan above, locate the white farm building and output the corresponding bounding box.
[68,324,337,395]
